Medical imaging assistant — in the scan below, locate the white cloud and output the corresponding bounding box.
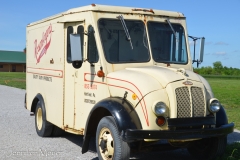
[223,57,229,60]
[213,51,227,56]
[232,50,240,53]
[215,42,229,45]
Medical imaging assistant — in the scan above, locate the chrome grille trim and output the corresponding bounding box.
[175,86,205,118]
[191,87,205,117]
[175,87,191,118]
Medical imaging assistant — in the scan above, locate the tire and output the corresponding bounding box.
[51,125,65,137]
[35,101,53,137]
[187,136,227,160]
[96,116,130,160]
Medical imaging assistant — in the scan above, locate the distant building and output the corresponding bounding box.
[0,50,26,72]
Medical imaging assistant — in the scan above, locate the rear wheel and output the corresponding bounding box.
[35,101,53,137]
[96,116,130,160]
[187,136,227,160]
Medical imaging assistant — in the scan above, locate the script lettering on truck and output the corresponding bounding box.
[34,24,52,63]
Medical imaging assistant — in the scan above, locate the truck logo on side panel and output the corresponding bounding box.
[34,24,52,63]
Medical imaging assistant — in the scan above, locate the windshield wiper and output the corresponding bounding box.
[117,15,133,49]
[166,18,179,49]
[166,19,177,37]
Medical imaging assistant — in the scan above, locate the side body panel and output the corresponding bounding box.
[26,19,64,128]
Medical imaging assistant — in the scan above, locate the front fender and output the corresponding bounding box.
[82,97,142,154]
[216,105,228,127]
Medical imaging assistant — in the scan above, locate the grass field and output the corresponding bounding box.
[203,75,240,80]
[205,78,240,159]
[206,78,240,130]
[217,142,240,160]
[0,72,26,89]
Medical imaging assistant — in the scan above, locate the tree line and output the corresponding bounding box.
[194,61,240,76]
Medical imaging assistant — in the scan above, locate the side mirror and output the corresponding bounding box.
[88,26,94,33]
[70,34,83,68]
[188,35,205,68]
[84,26,95,36]
[199,37,205,63]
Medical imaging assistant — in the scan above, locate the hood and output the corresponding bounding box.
[107,69,162,99]
[126,66,202,88]
[107,66,202,99]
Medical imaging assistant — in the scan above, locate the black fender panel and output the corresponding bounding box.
[216,105,228,127]
[31,93,45,113]
[82,97,142,154]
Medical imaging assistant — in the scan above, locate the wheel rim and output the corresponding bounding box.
[36,107,43,130]
[98,127,114,160]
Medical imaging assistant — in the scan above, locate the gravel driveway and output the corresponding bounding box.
[0,85,239,160]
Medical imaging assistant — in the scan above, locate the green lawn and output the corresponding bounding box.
[0,72,26,89]
[217,143,240,160]
[206,78,240,130]
[206,78,240,160]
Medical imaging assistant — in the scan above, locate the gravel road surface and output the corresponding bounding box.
[0,85,239,160]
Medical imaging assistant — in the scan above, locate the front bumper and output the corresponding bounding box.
[121,123,234,142]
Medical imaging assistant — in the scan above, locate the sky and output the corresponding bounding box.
[0,0,239,69]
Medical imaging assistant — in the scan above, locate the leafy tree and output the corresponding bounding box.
[193,61,240,76]
[213,61,223,75]
[204,66,213,75]
[222,66,230,75]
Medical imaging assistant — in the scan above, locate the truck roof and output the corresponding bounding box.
[27,4,185,26]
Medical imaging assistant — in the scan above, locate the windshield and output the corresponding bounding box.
[148,22,188,64]
[98,19,150,63]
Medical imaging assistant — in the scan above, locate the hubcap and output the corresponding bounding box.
[98,127,114,160]
[36,108,43,130]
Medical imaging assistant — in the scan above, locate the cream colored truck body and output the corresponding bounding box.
[26,4,234,159]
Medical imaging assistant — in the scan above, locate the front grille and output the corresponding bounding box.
[176,87,191,118]
[191,87,205,117]
[175,86,205,118]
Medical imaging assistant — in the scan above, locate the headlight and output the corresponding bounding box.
[153,102,167,116]
[209,99,221,113]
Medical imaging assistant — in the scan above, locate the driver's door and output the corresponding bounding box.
[64,22,84,130]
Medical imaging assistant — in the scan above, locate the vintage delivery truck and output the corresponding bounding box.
[25,4,234,160]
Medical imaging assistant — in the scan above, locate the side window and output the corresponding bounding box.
[67,26,73,63]
[77,26,84,58]
[87,25,99,63]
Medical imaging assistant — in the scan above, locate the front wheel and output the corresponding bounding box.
[187,136,227,160]
[96,116,130,160]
